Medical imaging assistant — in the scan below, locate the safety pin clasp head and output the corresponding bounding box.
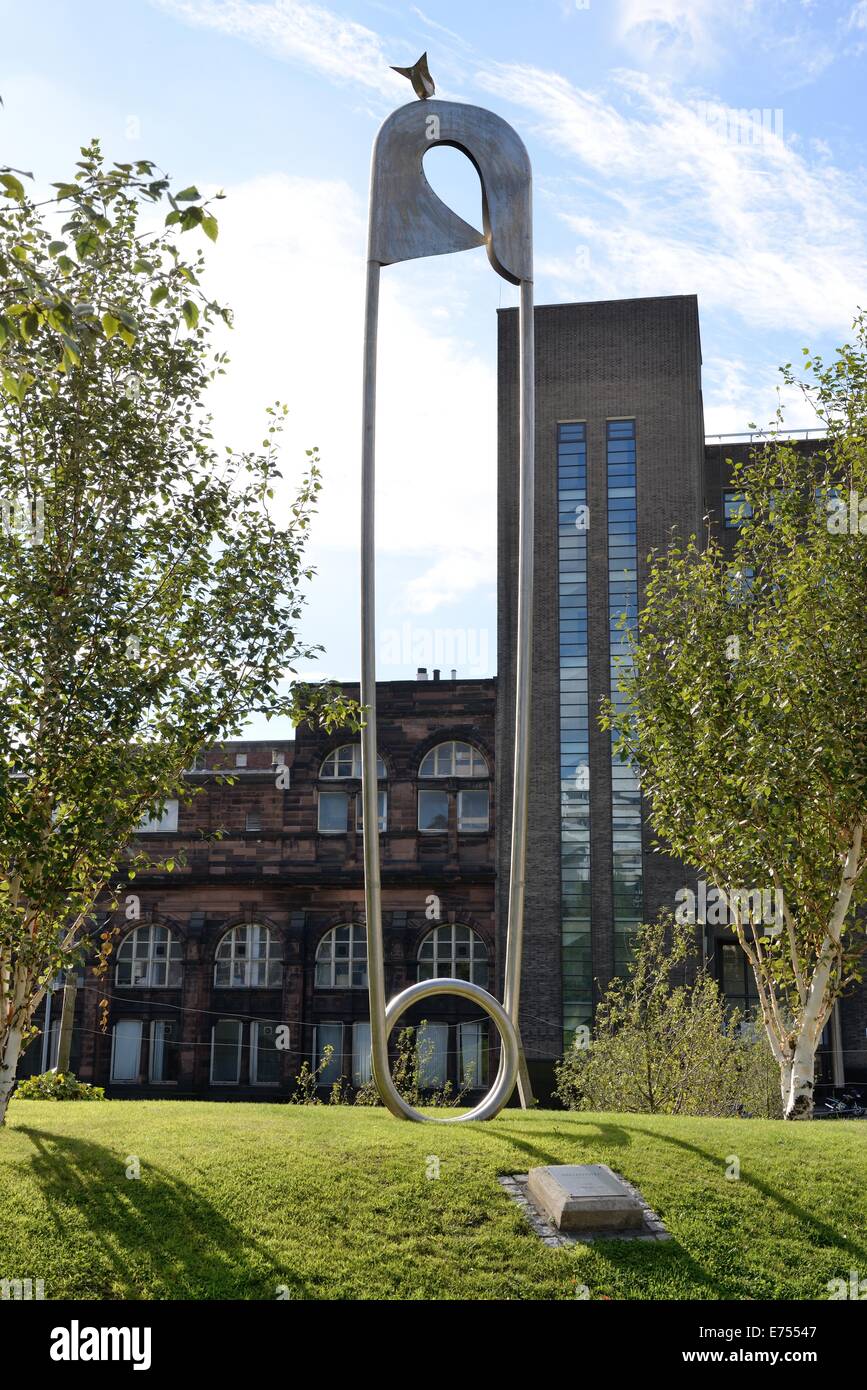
[368,98,533,286]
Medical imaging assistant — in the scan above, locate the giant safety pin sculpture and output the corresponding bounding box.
[360,60,535,1122]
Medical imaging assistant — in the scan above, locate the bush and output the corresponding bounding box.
[15,1071,106,1102]
[353,1023,473,1108]
[554,915,783,1118]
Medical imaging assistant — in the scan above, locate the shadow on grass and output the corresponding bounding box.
[621,1120,867,1266]
[16,1126,308,1301]
[474,1119,632,1170]
[474,1114,866,1299]
[469,1120,743,1298]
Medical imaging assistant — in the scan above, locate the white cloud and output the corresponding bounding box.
[478,64,867,336]
[701,355,815,436]
[616,0,729,71]
[400,550,495,615]
[848,0,867,29]
[199,173,497,618]
[152,0,407,96]
[614,0,838,85]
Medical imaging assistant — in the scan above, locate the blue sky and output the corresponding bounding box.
[3,0,866,731]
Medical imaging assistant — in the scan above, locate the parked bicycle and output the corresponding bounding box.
[822,1088,867,1118]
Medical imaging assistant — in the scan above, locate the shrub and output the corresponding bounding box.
[15,1071,105,1102]
[554,915,783,1118]
[289,1047,334,1105]
[354,1023,473,1108]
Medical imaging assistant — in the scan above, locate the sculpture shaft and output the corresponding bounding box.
[360,99,534,1122]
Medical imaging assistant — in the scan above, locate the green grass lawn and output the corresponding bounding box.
[1,1101,864,1300]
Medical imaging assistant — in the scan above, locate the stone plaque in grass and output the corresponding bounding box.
[527,1163,645,1231]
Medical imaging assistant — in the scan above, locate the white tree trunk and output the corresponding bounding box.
[779,1054,793,1109]
[0,1025,23,1127]
[786,1029,817,1120]
[0,960,36,1127]
[771,826,863,1121]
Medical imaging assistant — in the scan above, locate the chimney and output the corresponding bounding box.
[450,669,457,680]
[416,667,428,681]
[432,669,440,681]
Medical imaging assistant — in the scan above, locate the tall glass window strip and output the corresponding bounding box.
[607,420,643,974]
[558,422,592,1045]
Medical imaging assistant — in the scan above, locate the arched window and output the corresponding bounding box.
[417,924,489,989]
[419,741,488,778]
[315,924,368,990]
[116,924,183,988]
[214,924,282,988]
[319,746,387,834]
[319,744,386,779]
[417,742,490,833]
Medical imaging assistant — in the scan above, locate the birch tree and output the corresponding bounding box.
[603,316,867,1119]
[0,141,356,1123]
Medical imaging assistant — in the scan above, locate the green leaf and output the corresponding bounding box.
[0,172,25,201]
[149,285,168,308]
[201,214,218,243]
[182,299,199,329]
[102,313,120,339]
[175,186,201,202]
[75,229,99,259]
[113,307,138,331]
[59,334,81,365]
[48,240,68,257]
[2,369,34,401]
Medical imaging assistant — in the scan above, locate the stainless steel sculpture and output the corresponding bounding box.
[360,70,534,1123]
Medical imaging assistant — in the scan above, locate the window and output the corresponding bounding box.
[419,743,489,834]
[418,789,449,832]
[313,1023,344,1085]
[245,810,263,832]
[43,1016,60,1071]
[457,789,489,832]
[211,1019,242,1084]
[417,1021,448,1088]
[352,1020,372,1086]
[726,564,755,601]
[607,420,643,983]
[136,800,179,833]
[558,420,592,1043]
[718,942,759,1015]
[356,790,387,833]
[320,745,386,779]
[723,490,753,527]
[318,789,349,833]
[419,741,488,778]
[235,753,248,768]
[214,924,282,988]
[417,924,489,989]
[116,925,183,989]
[460,1021,486,1087]
[251,1021,281,1085]
[315,924,367,989]
[111,1020,143,1083]
[149,1020,179,1083]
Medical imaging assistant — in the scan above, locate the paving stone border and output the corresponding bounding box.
[498,1172,672,1246]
